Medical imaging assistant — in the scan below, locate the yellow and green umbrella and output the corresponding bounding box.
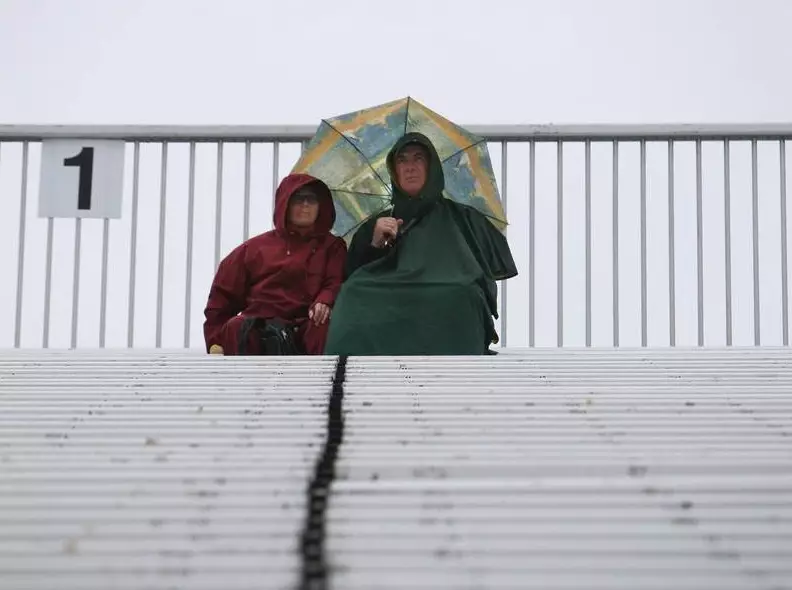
[291,97,507,241]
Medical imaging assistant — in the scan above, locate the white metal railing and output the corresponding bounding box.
[2,124,792,350]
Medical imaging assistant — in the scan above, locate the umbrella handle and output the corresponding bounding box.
[382,218,418,249]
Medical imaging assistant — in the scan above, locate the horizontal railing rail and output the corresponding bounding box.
[4,123,792,142]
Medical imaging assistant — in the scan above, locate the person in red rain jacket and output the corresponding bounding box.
[203,174,347,355]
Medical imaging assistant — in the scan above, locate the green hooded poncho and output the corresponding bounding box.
[324,132,518,356]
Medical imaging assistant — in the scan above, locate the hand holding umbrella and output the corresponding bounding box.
[372,217,403,248]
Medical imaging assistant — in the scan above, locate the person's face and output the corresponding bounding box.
[394,144,429,197]
[288,186,320,227]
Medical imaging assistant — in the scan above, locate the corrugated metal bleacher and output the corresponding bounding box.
[1,348,791,589]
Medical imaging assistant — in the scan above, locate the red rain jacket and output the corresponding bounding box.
[203,174,346,352]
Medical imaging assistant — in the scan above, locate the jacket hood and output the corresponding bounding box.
[273,173,335,236]
[386,132,445,199]
[386,132,445,223]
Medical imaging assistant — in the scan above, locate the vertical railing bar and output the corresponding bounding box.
[272,142,280,215]
[70,218,82,349]
[42,218,54,348]
[557,141,564,347]
[155,143,168,348]
[612,141,620,347]
[724,140,733,346]
[243,141,252,240]
[695,139,705,346]
[751,139,761,345]
[214,142,224,269]
[780,140,789,346]
[585,140,592,347]
[500,141,508,348]
[528,140,536,348]
[99,218,110,348]
[127,142,140,348]
[17,133,787,351]
[14,142,29,348]
[184,142,196,349]
[668,140,677,347]
[640,139,648,347]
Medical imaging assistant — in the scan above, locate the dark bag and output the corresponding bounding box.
[237,317,303,356]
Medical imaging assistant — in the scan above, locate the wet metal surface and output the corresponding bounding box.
[1,348,791,589]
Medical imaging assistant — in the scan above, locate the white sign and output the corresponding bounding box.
[38,140,125,218]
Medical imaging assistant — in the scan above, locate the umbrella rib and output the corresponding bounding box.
[333,189,391,198]
[324,120,392,192]
[440,137,506,225]
[404,96,411,136]
[340,208,391,238]
[440,137,487,165]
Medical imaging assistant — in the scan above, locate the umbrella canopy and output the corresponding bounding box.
[291,97,507,240]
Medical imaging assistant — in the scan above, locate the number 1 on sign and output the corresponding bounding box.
[64,147,94,210]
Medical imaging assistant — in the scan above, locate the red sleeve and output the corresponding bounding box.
[203,243,248,351]
[313,237,347,307]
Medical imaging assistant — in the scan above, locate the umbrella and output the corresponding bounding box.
[291,97,507,241]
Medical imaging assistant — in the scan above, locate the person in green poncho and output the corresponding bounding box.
[324,132,518,356]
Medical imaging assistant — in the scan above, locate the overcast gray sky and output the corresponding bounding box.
[1,0,791,350]
[2,0,792,124]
